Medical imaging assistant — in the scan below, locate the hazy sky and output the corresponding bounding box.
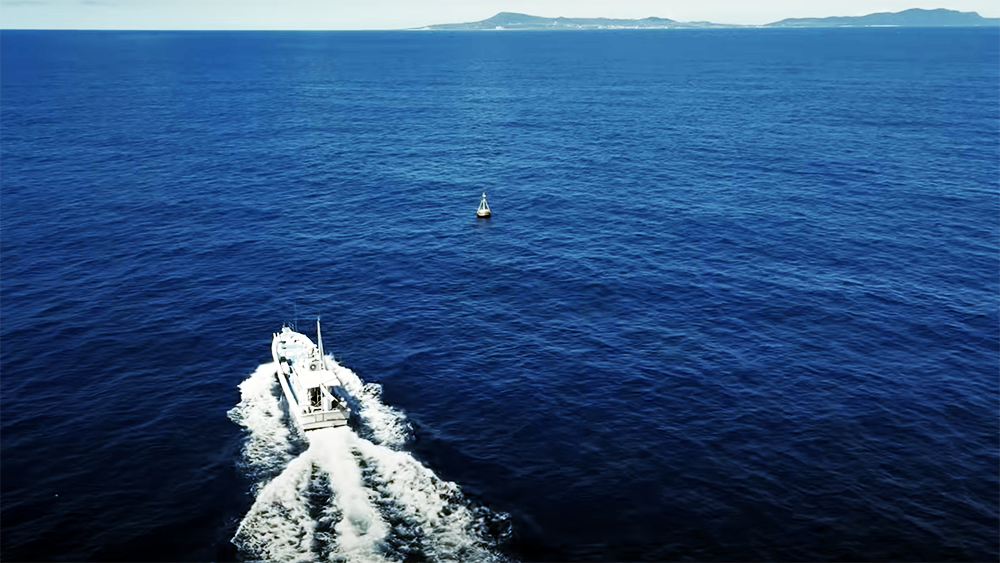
[2,0,998,30]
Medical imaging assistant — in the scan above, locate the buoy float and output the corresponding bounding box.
[477,191,491,218]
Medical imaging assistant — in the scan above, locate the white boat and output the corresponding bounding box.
[271,319,353,432]
[477,191,491,218]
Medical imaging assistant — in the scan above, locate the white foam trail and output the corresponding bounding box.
[329,359,411,449]
[311,428,389,562]
[234,452,317,562]
[235,428,392,563]
[355,438,504,562]
[228,363,299,485]
[231,360,508,563]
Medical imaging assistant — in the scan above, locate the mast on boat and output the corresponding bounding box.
[477,191,491,218]
[316,318,329,408]
[316,317,328,371]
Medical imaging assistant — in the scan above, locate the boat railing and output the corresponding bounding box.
[301,409,349,430]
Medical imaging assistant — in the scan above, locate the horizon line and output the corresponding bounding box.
[2,8,997,32]
[2,25,997,31]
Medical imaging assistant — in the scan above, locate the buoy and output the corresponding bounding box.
[477,191,491,218]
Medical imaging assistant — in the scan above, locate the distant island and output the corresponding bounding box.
[768,8,999,27]
[421,8,999,30]
[423,12,727,30]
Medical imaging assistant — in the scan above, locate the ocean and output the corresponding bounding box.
[1,27,997,562]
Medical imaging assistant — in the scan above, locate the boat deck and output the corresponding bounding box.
[272,324,352,433]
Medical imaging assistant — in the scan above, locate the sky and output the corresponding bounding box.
[1,0,998,30]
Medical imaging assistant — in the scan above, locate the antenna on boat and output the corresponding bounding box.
[316,317,330,406]
[316,317,325,368]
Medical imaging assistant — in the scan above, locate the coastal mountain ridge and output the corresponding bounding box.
[422,8,1000,29]
[769,7,998,27]
[424,12,727,30]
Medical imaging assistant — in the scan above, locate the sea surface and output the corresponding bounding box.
[1,28,998,562]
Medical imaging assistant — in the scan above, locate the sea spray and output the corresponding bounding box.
[233,452,318,562]
[331,360,411,449]
[310,428,389,562]
[228,363,303,489]
[354,438,507,562]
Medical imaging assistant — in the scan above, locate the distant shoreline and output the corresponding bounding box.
[4,26,1000,32]
[421,9,1000,31]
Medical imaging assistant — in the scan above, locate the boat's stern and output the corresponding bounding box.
[300,409,350,431]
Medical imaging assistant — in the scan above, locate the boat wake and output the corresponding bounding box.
[228,362,510,562]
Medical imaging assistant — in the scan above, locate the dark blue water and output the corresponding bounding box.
[2,28,998,562]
